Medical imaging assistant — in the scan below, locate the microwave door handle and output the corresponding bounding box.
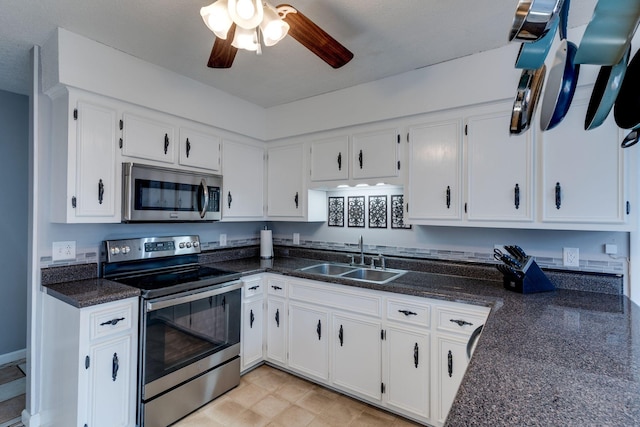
[199,179,209,219]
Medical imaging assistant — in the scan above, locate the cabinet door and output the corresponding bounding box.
[466,109,533,222]
[121,111,176,164]
[266,298,287,365]
[222,140,265,220]
[332,312,382,401]
[351,128,399,180]
[541,94,626,224]
[242,299,264,371]
[384,327,430,420]
[288,302,329,381]
[435,335,468,425]
[75,100,119,220]
[407,119,463,221]
[178,127,221,172]
[267,144,304,217]
[310,135,349,181]
[86,335,135,427]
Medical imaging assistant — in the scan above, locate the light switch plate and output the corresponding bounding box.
[219,234,227,247]
[52,241,76,261]
[293,233,300,245]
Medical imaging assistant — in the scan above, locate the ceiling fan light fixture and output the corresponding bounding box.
[231,26,260,51]
[260,2,289,46]
[228,0,264,29]
[200,0,233,39]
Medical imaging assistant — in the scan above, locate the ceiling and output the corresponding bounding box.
[0,0,597,108]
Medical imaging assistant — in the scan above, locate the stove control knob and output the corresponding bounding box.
[193,241,199,248]
[179,242,185,249]
[186,242,192,248]
[112,247,120,255]
[122,246,130,254]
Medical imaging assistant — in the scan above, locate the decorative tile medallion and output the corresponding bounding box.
[368,195,387,228]
[347,196,365,228]
[328,197,344,227]
[391,195,411,229]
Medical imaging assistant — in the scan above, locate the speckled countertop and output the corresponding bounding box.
[44,278,140,308]
[41,249,640,425]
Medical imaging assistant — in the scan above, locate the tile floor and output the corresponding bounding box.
[175,364,422,427]
[0,359,25,427]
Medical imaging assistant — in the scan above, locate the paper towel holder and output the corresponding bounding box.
[260,227,274,260]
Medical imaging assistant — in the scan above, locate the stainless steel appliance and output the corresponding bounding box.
[122,163,222,222]
[102,235,242,427]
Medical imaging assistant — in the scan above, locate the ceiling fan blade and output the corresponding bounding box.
[277,4,353,69]
[207,24,238,68]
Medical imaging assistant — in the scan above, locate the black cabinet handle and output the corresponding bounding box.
[398,309,417,316]
[248,285,260,291]
[555,182,562,209]
[294,192,299,209]
[100,317,125,326]
[164,133,169,155]
[450,319,473,327]
[112,353,119,382]
[271,285,282,291]
[275,308,280,327]
[250,309,255,328]
[414,343,419,368]
[186,138,191,158]
[358,150,363,169]
[337,152,342,170]
[227,191,232,209]
[338,324,344,346]
[98,179,104,205]
[446,186,451,209]
[448,350,453,377]
[514,183,520,209]
[317,319,322,340]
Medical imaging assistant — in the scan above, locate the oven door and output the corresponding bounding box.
[123,162,221,222]
[141,281,241,401]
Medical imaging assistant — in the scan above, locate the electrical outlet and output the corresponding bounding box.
[219,234,227,247]
[605,244,618,255]
[52,241,76,261]
[563,247,579,267]
[293,233,300,245]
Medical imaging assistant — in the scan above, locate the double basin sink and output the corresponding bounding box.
[298,263,406,284]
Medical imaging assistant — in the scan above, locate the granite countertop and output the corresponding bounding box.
[41,251,640,425]
[204,255,640,426]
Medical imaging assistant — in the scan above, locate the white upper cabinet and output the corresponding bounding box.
[351,127,400,180]
[221,140,265,220]
[541,91,628,226]
[178,126,221,172]
[50,88,121,223]
[310,135,350,181]
[466,108,533,222]
[407,118,463,221]
[121,109,177,164]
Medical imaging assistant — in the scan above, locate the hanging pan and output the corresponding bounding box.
[539,39,580,131]
[510,65,547,135]
[509,0,564,42]
[584,46,629,130]
[614,48,640,147]
[515,0,568,70]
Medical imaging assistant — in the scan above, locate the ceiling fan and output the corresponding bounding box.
[201,1,353,69]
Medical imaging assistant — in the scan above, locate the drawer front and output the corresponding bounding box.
[386,298,431,328]
[436,305,489,336]
[289,281,382,318]
[90,299,136,341]
[267,277,287,297]
[243,276,264,299]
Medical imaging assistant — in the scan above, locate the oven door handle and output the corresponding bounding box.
[199,178,210,219]
[146,280,242,312]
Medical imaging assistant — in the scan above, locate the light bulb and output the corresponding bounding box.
[236,0,255,19]
[260,2,289,46]
[200,0,233,39]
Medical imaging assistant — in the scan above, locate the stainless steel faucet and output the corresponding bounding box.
[358,235,365,265]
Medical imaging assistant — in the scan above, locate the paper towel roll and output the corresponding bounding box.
[260,229,273,259]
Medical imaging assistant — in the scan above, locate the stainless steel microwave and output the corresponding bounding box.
[122,163,221,222]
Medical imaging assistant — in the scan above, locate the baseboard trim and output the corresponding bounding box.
[21,409,40,427]
[0,348,26,366]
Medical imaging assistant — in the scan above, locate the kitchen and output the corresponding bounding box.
[0,0,639,426]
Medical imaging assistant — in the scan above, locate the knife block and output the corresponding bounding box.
[503,257,555,294]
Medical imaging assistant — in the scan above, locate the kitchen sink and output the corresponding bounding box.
[298,263,406,284]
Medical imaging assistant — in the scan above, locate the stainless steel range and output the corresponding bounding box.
[102,235,242,427]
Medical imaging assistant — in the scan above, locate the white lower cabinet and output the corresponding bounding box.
[241,275,265,372]
[241,274,489,426]
[288,302,330,381]
[41,295,138,427]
